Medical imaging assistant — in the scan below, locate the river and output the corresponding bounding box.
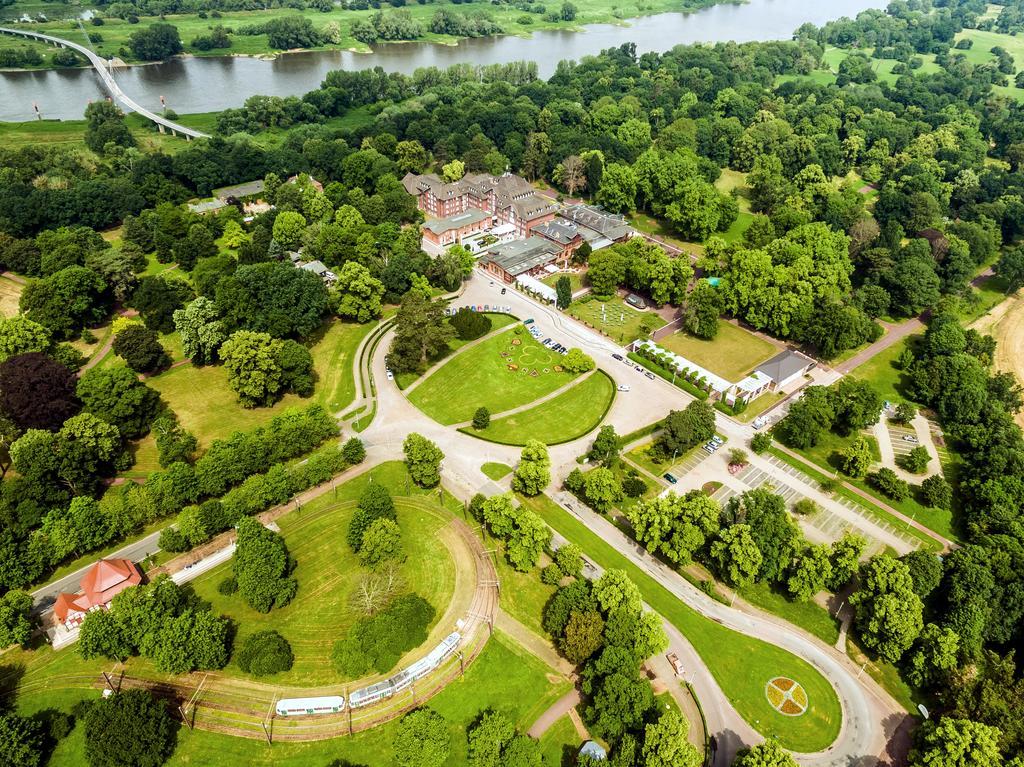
[0,0,882,122]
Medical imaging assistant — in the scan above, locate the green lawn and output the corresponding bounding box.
[566,295,667,344]
[624,438,704,480]
[737,582,840,646]
[714,170,754,244]
[848,336,916,406]
[141,317,370,456]
[26,630,569,767]
[468,371,615,446]
[518,493,843,751]
[539,715,580,767]
[542,271,585,294]
[656,322,777,382]
[409,327,581,425]
[481,462,513,480]
[397,313,516,390]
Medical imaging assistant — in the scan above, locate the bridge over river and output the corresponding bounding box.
[0,25,209,139]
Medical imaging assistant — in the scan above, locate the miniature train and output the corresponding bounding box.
[275,632,462,717]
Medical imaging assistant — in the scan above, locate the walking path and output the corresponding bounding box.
[494,608,575,677]
[527,689,582,738]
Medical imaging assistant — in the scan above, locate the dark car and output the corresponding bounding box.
[501,287,507,295]
[612,353,624,361]
[523,318,534,325]
[663,473,678,484]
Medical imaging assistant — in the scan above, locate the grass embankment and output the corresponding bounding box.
[519,494,843,752]
[656,321,777,382]
[409,328,580,425]
[467,370,615,446]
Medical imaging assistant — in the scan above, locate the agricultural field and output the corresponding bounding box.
[566,295,667,343]
[409,327,582,425]
[656,321,778,382]
[469,370,615,445]
[972,292,1024,429]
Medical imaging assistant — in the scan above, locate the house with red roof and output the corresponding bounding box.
[53,558,142,628]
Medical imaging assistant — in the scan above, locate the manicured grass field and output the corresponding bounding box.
[657,322,778,382]
[539,715,581,767]
[409,327,580,425]
[518,493,843,751]
[566,295,667,344]
[714,169,754,244]
[541,270,585,294]
[848,337,915,407]
[396,313,517,390]
[481,462,512,480]
[0,276,23,317]
[737,582,840,646]
[470,371,615,445]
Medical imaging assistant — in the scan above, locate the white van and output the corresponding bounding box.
[617,384,631,392]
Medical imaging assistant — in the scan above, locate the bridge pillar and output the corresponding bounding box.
[185,134,191,142]
[170,128,177,138]
[157,123,165,134]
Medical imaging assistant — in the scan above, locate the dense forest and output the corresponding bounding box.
[3,0,1024,763]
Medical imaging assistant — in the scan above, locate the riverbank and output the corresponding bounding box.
[0,0,725,71]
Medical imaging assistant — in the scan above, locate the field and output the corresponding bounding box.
[713,169,754,244]
[6,0,725,67]
[396,313,516,390]
[657,322,778,382]
[972,291,1024,428]
[848,337,914,406]
[539,716,581,767]
[566,295,667,343]
[541,270,585,294]
[409,328,581,425]
[519,493,843,752]
[0,275,24,317]
[469,370,615,446]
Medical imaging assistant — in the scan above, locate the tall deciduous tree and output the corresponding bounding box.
[512,440,550,496]
[83,689,178,767]
[77,365,161,439]
[403,433,443,488]
[393,708,450,767]
[0,352,79,431]
[233,517,297,613]
[333,261,384,322]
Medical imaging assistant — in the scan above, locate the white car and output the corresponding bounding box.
[617,384,631,392]
[386,369,394,381]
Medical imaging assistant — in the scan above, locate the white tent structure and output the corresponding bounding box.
[516,274,557,303]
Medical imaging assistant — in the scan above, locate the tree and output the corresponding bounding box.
[84,689,177,767]
[132,276,193,335]
[473,407,490,430]
[556,276,572,310]
[867,467,910,501]
[562,348,595,373]
[112,324,168,374]
[215,262,328,339]
[333,261,384,322]
[642,710,701,767]
[20,266,108,339]
[0,352,79,431]
[233,517,297,613]
[907,718,1002,767]
[481,493,550,571]
[997,246,1024,294]
[386,292,455,374]
[828,533,866,591]
[128,22,183,60]
[12,413,120,496]
[596,163,637,212]
[732,740,798,767]
[359,518,403,569]
[348,483,396,551]
[219,331,284,408]
[577,467,624,513]
[393,708,450,767]
[586,248,626,296]
[512,440,550,496]
[554,543,584,578]
[751,432,771,454]
[850,555,923,663]
[403,433,443,488]
[236,630,294,676]
[0,712,45,767]
[395,140,428,174]
[560,1,577,20]
[151,413,196,467]
[561,609,604,663]
[905,623,959,689]
[449,307,492,341]
[0,590,32,648]
[710,524,762,586]
[627,491,719,565]
[173,296,226,365]
[77,366,160,439]
[839,435,873,478]
[786,544,833,602]
[172,224,216,271]
[442,159,465,182]
[900,445,930,474]
[682,280,722,339]
[658,401,715,457]
[84,101,134,153]
[920,474,952,510]
[588,425,620,467]
[0,316,50,363]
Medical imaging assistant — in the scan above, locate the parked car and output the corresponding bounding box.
[666,652,684,676]
[663,473,678,484]
[500,287,507,295]
[612,353,624,361]
[635,365,644,372]
[386,369,394,381]
[543,338,552,346]
[702,445,714,454]
[523,318,534,325]
[902,435,918,443]
[617,384,631,392]
[560,349,568,355]
[644,371,655,380]
[711,436,723,445]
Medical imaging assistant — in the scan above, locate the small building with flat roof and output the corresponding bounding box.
[422,209,490,248]
[479,237,563,283]
[214,179,265,200]
[298,259,337,285]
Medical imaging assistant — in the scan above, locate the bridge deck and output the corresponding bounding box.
[0,26,210,139]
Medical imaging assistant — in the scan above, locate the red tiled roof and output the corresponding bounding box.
[53,592,90,622]
[80,559,142,608]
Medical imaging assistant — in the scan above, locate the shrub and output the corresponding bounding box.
[541,563,563,585]
[331,594,435,677]
[342,437,366,464]
[449,307,492,340]
[792,499,819,516]
[236,630,294,676]
[899,445,930,474]
[867,468,910,501]
[751,432,772,454]
[472,406,490,430]
[622,474,647,498]
[217,576,237,595]
[158,526,188,553]
[920,474,952,509]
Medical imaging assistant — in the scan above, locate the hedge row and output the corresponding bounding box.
[626,351,709,400]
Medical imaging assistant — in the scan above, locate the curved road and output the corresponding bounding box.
[357,271,909,767]
[0,26,209,139]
